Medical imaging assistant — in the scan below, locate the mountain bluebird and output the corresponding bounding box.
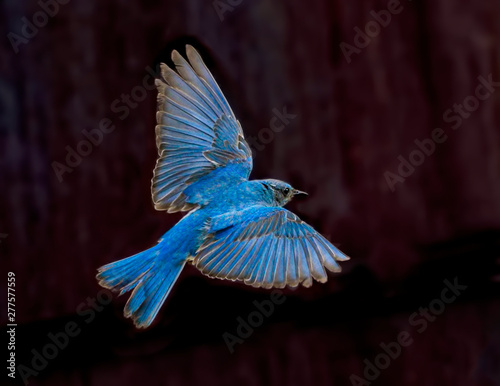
[97,46,349,328]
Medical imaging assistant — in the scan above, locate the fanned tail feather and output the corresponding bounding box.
[96,244,185,328]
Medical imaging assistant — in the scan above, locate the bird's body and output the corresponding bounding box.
[157,178,278,261]
[97,46,349,328]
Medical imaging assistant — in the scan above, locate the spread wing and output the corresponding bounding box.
[152,45,253,212]
[193,207,349,288]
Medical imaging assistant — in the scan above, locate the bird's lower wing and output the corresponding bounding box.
[193,206,349,289]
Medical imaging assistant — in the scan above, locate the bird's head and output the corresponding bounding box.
[260,179,308,206]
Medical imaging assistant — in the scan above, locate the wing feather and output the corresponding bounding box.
[151,46,252,212]
[186,46,236,119]
[194,207,349,288]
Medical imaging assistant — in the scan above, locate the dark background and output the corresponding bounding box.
[2,0,500,385]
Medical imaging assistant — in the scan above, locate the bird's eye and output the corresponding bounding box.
[283,188,290,195]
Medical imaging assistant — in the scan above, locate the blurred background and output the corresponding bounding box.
[2,0,500,385]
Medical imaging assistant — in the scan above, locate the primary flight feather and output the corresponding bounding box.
[96,45,349,328]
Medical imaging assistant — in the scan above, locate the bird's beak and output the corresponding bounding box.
[293,189,308,196]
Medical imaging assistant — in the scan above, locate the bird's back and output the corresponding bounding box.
[198,179,273,213]
[160,180,267,255]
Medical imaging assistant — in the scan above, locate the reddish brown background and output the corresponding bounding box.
[2,0,500,385]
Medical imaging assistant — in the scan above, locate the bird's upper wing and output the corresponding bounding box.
[193,206,349,288]
[152,45,253,212]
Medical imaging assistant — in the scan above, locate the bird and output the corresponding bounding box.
[96,45,349,328]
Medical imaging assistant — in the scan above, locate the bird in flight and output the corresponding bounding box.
[97,46,349,328]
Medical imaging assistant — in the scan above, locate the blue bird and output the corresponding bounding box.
[96,46,349,328]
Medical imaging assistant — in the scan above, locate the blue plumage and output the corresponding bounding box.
[96,46,349,328]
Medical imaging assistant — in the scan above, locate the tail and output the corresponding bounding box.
[96,243,185,328]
